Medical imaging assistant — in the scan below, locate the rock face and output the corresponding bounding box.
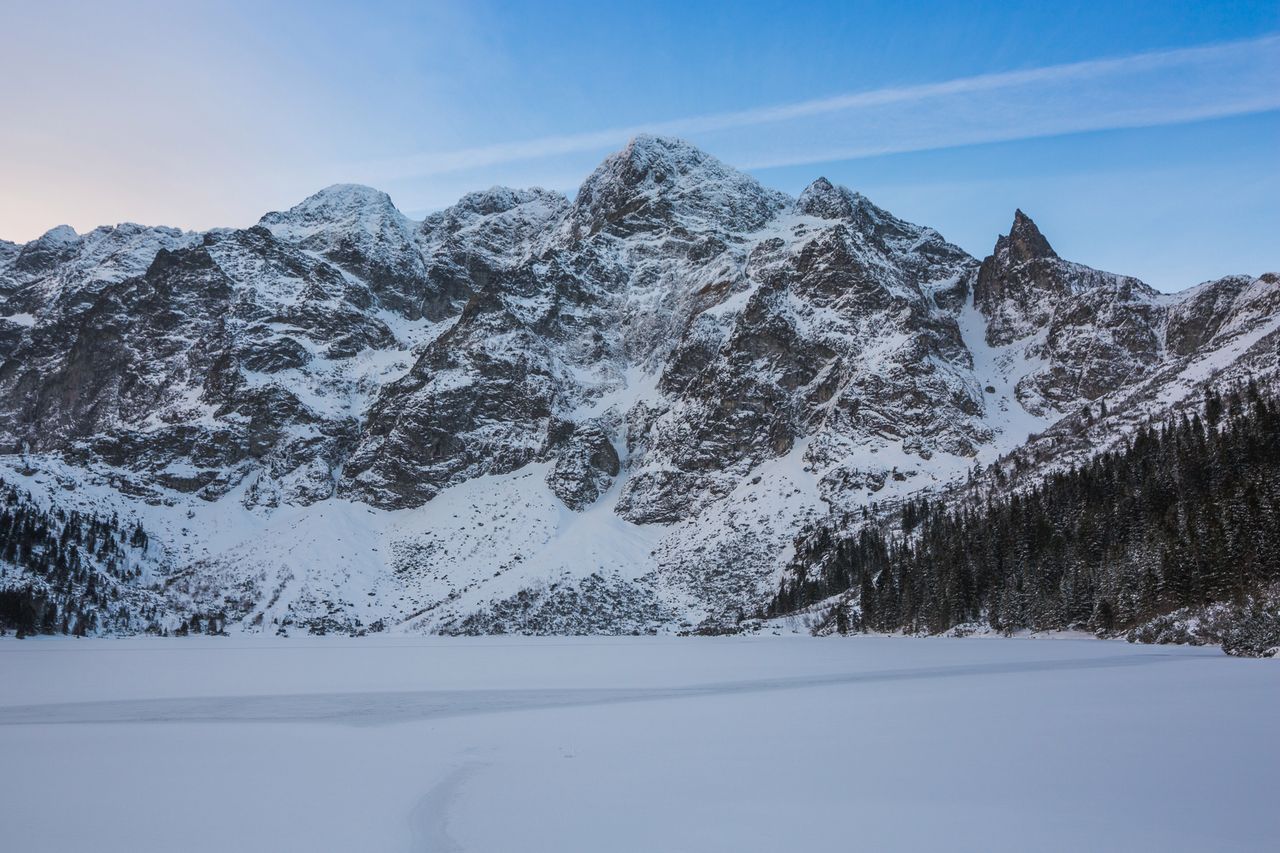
[1,136,1277,635]
[545,421,620,510]
[973,209,1169,414]
[259,184,433,320]
[615,177,983,526]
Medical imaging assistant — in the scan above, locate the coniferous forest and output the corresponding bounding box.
[770,382,1280,656]
[0,480,168,637]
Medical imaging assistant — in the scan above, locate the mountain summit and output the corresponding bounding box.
[1004,209,1057,262]
[567,134,788,237]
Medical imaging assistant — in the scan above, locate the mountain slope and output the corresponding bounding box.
[0,136,1275,635]
[770,382,1280,656]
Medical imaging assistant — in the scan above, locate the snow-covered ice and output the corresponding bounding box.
[0,636,1275,852]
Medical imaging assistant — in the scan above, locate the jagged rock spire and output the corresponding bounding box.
[1001,209,1057,263]
[973,209,1068,345]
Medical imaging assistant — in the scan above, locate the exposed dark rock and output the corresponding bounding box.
[546,422,620,510]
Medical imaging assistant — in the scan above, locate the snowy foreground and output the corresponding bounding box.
[1,637,1276,852]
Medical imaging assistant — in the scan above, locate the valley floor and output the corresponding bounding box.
[0,635,1275,852]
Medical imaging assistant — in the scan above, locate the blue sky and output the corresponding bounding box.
[2,0,1277,289]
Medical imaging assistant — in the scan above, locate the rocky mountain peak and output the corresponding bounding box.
[1000,209,1057,264]
[566,135,788,238]
[259,184,408,241]
[36,224,81,245]
[255,183,434,320]
[292,182,396,211]
[11,223,84,275]
[974,210,1068,312]
[974,210,1081,349]
[612,133,714,177]
[794,177,861,219]
[971,208,1173,411]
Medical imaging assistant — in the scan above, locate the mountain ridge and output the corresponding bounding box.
[0,135,1275,636]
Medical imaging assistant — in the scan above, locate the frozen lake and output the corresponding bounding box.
[1,635,1275,852]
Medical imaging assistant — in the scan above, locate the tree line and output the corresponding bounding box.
[769,381,1280,649]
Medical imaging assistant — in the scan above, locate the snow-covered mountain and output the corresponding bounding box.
[1,135,1276,635]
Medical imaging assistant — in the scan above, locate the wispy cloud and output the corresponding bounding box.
[355,34,1280,186]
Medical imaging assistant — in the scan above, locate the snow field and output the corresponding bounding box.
[0,635,1275,852]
